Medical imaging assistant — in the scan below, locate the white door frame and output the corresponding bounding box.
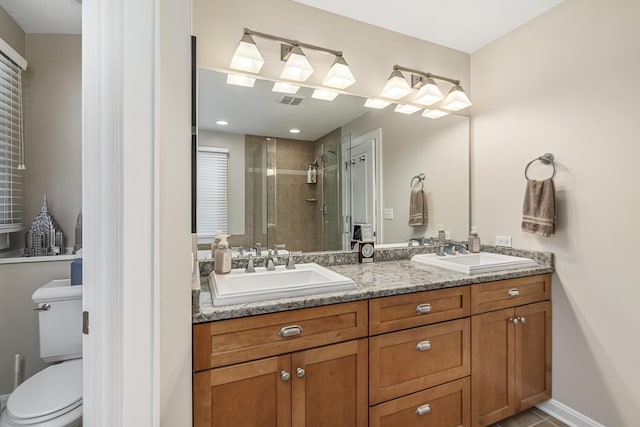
[83,0,160,424]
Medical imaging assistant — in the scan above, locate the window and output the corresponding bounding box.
[0,41,26,236]
[197,147,228,238]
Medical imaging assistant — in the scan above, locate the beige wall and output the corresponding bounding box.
[22,34,82,250]
[470,0,640,425]
[0,5,25,56]
[0,260,72,395]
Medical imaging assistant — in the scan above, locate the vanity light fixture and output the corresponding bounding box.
[226,73,256,88]
[229,33,265,73]
[394,104,422,115]
[311,88,339,101]
[441,84,472,111]
[380,69,412,100]
[272,82,300,94]
[421,109,449,119]
[381,65,472,115]
[230,28,356,86]
[364,98,392,109]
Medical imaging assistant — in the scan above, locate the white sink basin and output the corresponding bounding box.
[209,263,357,306]
[411,252,537,274]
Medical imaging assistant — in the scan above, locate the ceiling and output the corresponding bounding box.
[0,0,81,34]
[0,0,562,53]
[293,0,563,53]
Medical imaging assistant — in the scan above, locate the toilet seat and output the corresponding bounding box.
[2,360,82,426]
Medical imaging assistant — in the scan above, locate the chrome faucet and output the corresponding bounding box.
[266,249,277,271]
[285,252,296,270]
[447,242,468,255]
[253,243,262,257]
[435,243,447,256]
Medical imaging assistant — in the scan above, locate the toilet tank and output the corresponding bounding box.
[32,279,83,362]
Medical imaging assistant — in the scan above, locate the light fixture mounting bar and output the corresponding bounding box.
[244,28,343,57]
[393,65,460,87]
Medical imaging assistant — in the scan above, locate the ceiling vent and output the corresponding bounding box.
[276,95,304,106]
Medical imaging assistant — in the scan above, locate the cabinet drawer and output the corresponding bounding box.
[471,274,551,315]
[193,301,368,371]
[369,287,470,335]
[370,377,470,427]
[369,318,470,405]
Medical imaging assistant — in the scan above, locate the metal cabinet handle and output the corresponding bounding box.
[296,368,306,378]
[415,303,432,315]
[33,303,51,311]
[509,317,519,325]
[519,316,526,324]
[278,325,303,338]
[415,341,432,352]
[507,288,520,297]
[415,404,431,416]
[281,371,290,382]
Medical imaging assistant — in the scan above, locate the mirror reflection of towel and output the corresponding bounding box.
[522,178,556,237]
[409,190,427,227]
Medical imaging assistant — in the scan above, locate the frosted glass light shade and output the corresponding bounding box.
[226,73,256,88]
[280,46,314,82]
[422,109,449,119]
[272,82,300,94]
[380,70,412,100]
[415,78,444,106]
[312,89,339,101]
[394,104,421,115]
[364,98,391,109]
[441,85,472,111]
[229,34,264,74]
[322,56,356,89]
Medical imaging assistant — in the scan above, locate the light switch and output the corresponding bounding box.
[383,208,394,220]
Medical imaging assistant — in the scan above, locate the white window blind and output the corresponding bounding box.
[0,49,25,233]
[197,147,228,238]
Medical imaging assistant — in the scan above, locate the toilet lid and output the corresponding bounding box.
[6,359,82,423]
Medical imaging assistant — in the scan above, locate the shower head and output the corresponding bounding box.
[311,154,324,167]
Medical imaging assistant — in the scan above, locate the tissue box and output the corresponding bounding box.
[70,258,83,286]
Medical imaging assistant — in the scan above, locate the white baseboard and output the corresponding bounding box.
[0,394,9,412]
[537,399,605,427]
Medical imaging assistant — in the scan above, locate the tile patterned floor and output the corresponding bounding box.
[489,407,570,427]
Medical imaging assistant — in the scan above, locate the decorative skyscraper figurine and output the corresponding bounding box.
[24,194,66,257]
[73,210,82,254]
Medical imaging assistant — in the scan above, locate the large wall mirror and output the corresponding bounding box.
[195,68,469,256]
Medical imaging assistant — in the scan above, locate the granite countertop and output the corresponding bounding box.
[193,247,553,324]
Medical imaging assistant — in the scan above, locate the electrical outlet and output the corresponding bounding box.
[495,235,512,247]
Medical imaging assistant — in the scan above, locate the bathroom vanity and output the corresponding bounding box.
[192,251,552,427]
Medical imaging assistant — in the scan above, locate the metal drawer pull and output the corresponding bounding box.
[507,288,520,297]
[33,304,51,311]
[415,404,431,416]
[519,316,526,324]
[296,367,306,378]
[278,325,303,337]
[509,317,519,325]
[415,341,432,352]
[415,303,432,315]
[281,371,290,382]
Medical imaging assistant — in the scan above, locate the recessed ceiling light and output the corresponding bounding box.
[289,129,301,134]
[216,120,229,126]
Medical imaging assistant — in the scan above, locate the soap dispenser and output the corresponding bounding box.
[214,235,232,274]
[468,226,481,253]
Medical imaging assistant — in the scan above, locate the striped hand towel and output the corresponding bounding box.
[522,178,556,237]
[409,189,427,227]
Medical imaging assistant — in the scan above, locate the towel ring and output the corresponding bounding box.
[410,173,425,190]
[524,153,556,179]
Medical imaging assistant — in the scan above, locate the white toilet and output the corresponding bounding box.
[0,279,83,427]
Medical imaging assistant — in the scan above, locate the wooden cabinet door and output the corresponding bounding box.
[193,355,291,427]
[291,339,368,427]
[515,301,552,410]
[471,308,516,427]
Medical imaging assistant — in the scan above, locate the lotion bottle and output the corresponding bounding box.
[468,226,481,253]
[214,235,232,274]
